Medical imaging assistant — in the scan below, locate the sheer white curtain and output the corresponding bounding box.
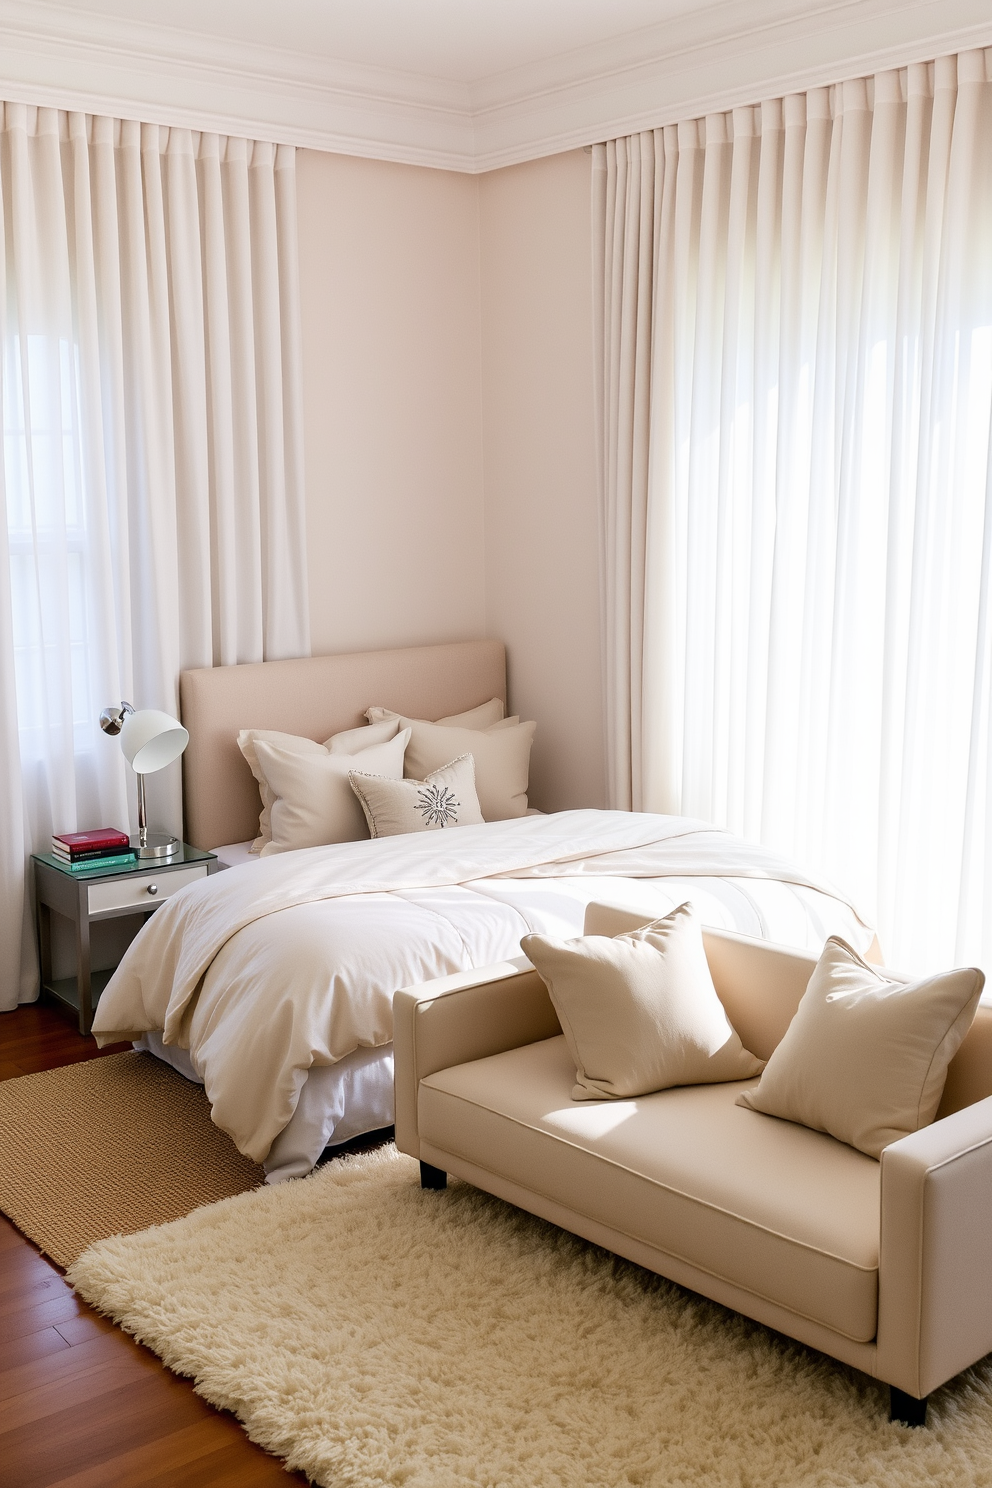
[595,49,992,974]
[0,105,309,1008]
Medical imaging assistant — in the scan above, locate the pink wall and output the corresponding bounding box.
[296,145,605,811]
[297,149,486,656]
[479,150,605,811]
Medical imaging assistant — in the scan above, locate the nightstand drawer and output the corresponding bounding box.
[87,865,208,917]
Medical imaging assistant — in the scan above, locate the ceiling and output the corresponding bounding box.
[0,0,988,170]
[32,0,704,83]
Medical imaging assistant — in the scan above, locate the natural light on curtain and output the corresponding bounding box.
[0,105,309,1007]
[595,50,992,975]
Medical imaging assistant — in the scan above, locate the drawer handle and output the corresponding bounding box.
[146,883,159,897]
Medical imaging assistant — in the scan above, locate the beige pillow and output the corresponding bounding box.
[736,937,985,1158]
[366,698,505,730]
[349,755,485,838]
[365,710,534,820]
[326,718,401,754]
[521,903,765,1101]
[253,729,410,855]
[238,719,401,850]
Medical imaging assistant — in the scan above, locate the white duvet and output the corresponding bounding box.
[93,810,872,1163]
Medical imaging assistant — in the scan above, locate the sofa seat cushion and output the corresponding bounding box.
[419,1035,881,1343]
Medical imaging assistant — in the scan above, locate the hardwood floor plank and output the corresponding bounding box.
[0,1266,70,1314]
[4,1355,168,1433]
[40,1420,222,1488]
[0,1268,63,1310]
[2,1289,84,1341]
[0,1370,214,1488]
[0,1324,72,1370]
[0,1330,158,1403]
[46,1418,303,1487]
[0,1245,62,1291]
[139,1442,304,1486]
[54,1312,119,1346]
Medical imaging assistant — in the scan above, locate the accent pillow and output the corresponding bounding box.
[367,699,505,730]
[521,903,765,1101]
[735,937,985,1158]
[365,710,535,820]
[253,729,410,855]
[238,719,401,851]
[349,755,485,838]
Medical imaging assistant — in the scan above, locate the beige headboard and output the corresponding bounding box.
[179,639,506,850]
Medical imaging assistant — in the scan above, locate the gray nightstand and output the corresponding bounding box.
[33,844,219,1035]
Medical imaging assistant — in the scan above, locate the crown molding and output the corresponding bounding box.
[0,1,477,168]
[470,0,992,170]
[0,0,988,173]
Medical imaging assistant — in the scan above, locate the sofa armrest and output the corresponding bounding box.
[877,1094,992,1397]
[393,957,561,1161]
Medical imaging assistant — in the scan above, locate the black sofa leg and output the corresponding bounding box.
[890,1386,928,1426]
[420,1161,447,1190]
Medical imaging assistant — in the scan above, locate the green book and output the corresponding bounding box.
[59,851,138,872]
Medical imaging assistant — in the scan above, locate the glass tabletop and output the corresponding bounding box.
[33,842,216,879]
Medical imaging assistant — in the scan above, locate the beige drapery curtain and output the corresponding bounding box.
[0,106,310,1007]
[595,51,992,973]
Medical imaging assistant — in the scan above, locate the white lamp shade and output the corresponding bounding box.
[120,709,189,774]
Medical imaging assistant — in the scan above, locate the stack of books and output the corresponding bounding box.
[51,828,137,872]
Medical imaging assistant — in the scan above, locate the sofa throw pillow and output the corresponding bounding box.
[365,710,535,820]
[367,699,505,730]
[736,937,985,1158]
[349,755,485,838]
[521,903,765,1101]
[253,730,410,855]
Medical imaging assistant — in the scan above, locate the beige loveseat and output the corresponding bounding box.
[394,904,992,1426]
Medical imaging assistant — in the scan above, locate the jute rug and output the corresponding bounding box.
[0,1051,263,1266]
[69,1146,992,1488]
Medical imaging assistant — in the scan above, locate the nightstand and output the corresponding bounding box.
[33,844,219,1035]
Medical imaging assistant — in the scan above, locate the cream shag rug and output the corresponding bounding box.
[69,1146,992,1488]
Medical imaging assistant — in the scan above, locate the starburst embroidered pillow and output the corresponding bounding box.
[349,755,485,838]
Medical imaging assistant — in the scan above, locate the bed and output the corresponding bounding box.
[92,640,877,1181]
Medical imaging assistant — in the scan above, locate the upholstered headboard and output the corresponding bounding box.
[179,639,506,850]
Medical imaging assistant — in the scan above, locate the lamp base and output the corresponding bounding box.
[131,833,181,860]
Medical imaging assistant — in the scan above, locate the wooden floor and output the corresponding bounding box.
[0,1001,306,1486]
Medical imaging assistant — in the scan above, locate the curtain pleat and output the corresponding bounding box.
[596,49,992,973]
[0,105,309,1007]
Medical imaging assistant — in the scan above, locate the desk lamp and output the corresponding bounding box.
[99,703,189,859]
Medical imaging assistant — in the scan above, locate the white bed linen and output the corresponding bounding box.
[159,837,398,1181]
[134,1031,395,1182]
[212,840,257,868]
[96,811,872,1171]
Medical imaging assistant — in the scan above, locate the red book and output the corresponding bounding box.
[52,828,131,856]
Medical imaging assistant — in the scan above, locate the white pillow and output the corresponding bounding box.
[253,729,410,855]
[522,904,765,1101]
[366,698,506,730]
[736,937,985,1158]
[349,755,485,838]
[238,719,400,851]
[365,709,534,820]
[326,718,401,754]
